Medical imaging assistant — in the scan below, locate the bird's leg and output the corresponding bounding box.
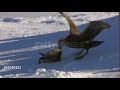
[74,49,85,55]
[80,50,88,58]
[74,49,88,60]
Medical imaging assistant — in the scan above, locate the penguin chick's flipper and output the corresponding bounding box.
[39,52,45,56]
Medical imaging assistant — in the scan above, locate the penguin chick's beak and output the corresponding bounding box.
[39,57,44,64]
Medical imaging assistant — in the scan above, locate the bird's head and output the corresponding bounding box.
[90,21,111,30]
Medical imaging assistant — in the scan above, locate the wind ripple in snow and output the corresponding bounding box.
[40,19,65,25]
[0,16,65,25]
[1,18,22,23]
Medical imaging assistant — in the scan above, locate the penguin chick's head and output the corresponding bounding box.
[39,49,62,64]
[39,57,44,64]
[90,21,111,30]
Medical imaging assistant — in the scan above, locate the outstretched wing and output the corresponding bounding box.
[59,12,80,35]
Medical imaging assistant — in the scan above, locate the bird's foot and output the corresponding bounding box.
[73,49,85,56]
[74,50,88,60]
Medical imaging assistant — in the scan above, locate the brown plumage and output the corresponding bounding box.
[39,49,62,64]
[58,12,111,58]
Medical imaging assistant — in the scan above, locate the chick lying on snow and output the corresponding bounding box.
[39,49,62,64]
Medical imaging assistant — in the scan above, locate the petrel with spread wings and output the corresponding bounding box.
[58,12,111,58]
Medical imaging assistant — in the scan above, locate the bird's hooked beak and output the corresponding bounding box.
[100,21,111,29]
[102,23,111,29]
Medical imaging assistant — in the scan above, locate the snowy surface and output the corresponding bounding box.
[0,12,119,78]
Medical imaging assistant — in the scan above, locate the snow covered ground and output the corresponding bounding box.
[0,12,119,78]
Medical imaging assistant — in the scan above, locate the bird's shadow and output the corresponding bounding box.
[0,15,119,76]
